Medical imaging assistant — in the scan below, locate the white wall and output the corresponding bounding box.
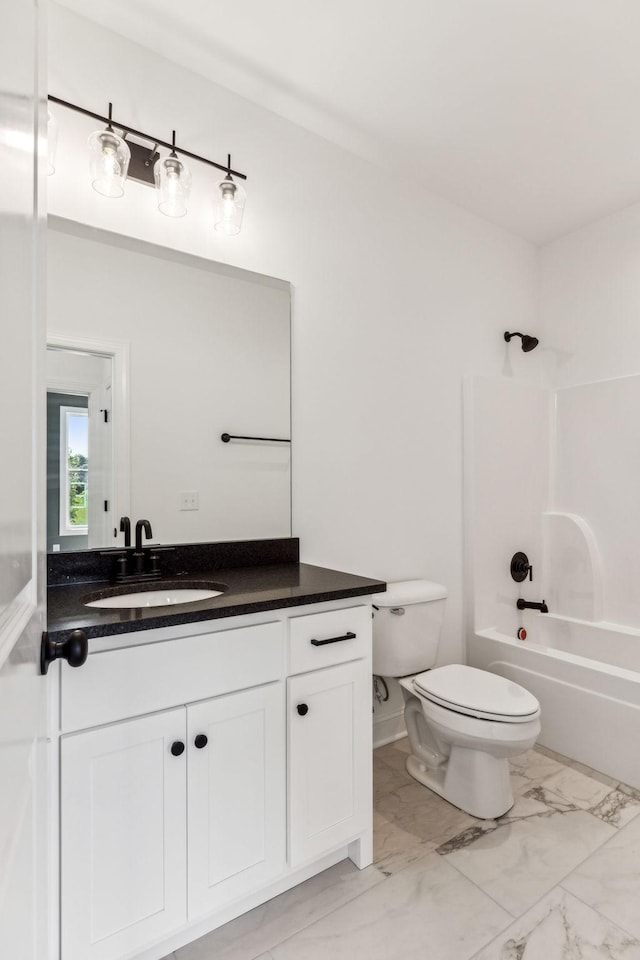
[47,4,539,665]
[465,377,550,639]
[539,205,640,630]
[465,371,640,636]
[540,200,640,389]
[461,203,640,640]
[552,376,640,627]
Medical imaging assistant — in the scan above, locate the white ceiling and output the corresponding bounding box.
[55,0,640,244]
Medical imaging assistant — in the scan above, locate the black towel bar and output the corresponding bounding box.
[221,433,291,443]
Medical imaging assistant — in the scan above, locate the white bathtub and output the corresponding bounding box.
[469,616,640,789]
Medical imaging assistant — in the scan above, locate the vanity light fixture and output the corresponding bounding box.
[154,131,192,218]
[214,156,246,235]
[87,102,131,198]
[48,96,248,234]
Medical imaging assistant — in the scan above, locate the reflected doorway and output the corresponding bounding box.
[46,347,113,552]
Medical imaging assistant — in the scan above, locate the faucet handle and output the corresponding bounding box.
[511,552,533,583]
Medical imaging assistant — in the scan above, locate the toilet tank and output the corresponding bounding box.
[372,580,447,678]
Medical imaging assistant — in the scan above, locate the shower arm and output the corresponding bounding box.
[504,330,539,352]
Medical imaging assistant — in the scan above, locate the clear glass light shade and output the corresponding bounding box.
[47,111,58,176]
[214,176,246,236]
[88,129,130,198]
[154,154,192,217]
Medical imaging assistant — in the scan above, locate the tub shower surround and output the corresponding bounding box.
[465,374,640,788]
[162,739,640,960]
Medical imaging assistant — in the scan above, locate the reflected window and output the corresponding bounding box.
[59,406,88,536]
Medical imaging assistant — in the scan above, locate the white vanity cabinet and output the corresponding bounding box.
[60,708,189,960]
[287,606,372,867]
[61,685,286,960]
[57,601,372,960]
[186,683,285,919]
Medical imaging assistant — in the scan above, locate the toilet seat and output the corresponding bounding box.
[413,664,540,723]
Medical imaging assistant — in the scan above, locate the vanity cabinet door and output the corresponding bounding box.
[288,660,371,867]
[60,708,187,960]
[187,682,286,919]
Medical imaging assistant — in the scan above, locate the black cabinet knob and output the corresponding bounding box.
[297,703,309,716]
[170,741,185,757]
[194,734,208,749]
[40,629,89,675]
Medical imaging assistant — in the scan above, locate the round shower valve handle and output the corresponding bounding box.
[510,552,533,583]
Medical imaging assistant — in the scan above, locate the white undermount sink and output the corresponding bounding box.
[85,586,225,609]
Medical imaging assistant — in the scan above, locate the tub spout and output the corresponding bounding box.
[517,598,549,613]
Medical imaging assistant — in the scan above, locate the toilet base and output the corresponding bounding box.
[405,747,514,820]
[399,674,539,820]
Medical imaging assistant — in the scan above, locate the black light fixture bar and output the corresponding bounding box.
[48,95,247,181]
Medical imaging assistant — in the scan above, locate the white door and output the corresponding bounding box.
[187,683,286,919]
[288,661,370,867]
[60,709,188,960]
[0,1,48,958]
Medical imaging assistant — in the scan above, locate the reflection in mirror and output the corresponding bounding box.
[47,217,291,552]
[46,347,116,552]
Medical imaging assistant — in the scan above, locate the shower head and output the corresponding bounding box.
[504,331,539,352]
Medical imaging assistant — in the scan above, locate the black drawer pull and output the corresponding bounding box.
[310,631,356,647]
[170,741,185,757]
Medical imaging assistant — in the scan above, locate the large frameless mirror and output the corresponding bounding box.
[47,217,291,552]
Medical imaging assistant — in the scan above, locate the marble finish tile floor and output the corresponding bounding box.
[169,739,640,960]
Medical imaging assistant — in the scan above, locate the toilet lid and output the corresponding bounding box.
[413,664,540,722]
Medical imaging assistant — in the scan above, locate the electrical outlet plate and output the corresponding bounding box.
[180,491,199,511]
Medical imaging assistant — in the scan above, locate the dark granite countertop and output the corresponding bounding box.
[47,559,386,643]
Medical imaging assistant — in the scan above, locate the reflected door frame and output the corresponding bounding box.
[47,333,131,547]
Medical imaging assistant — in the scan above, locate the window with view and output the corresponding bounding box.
[59,406,89,536]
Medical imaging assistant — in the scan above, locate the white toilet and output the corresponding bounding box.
[372,580,541,819]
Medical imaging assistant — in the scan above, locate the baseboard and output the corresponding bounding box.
[373,710,406,749]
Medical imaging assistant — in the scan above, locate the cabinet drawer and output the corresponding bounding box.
[61,621,284,732]
[288,606,371,675]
